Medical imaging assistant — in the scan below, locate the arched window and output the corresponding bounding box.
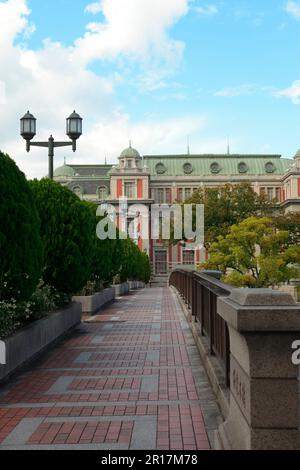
[97,186,107,200]
[73,186,82,197]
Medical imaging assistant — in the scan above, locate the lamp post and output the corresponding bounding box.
[20,111,83,179]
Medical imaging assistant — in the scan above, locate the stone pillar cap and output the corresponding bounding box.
[229,288,296,306]
[218,289,300,331]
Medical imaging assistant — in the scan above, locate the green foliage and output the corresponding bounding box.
[137,251,151,284]
[0,151,43,301]
[83,202,122,286]
[181,183,271,246]
[119,238,151,283]
[29,282,71,320]
[29,179,94,294]
[0,300,20,338]
[201,217,300,288]
[119,238,139,282]
[0,282,71,339]
[79,203,151,288]
[272,212,300,245]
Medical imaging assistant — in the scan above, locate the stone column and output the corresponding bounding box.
[215,288,300,450]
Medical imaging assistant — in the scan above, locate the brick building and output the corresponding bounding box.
[54,145,300,281]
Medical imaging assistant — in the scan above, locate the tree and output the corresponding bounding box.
[119,238,139,282]
[84,202,122,285]
[137,251,151,284]
[201,217,300,288]
[0,151,42,301]
[30,179,94,294]
[180,183,271,246]
[119,238,151,283]
[272,211,300,245]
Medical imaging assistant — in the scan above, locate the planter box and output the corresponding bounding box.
[113,282,130,297]
[129,281,145,290]
[73,287,115,314]
[0,302,82,384]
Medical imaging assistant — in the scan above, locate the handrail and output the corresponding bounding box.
[169,268,231,387]
[194,272,233,296]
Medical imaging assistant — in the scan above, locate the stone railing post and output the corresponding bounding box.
[215,288,300,450]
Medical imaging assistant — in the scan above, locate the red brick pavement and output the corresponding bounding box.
[0,288,219,450]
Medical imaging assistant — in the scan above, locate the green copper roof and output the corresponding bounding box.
[54,163,75,178]
[120,145,141,159]
[143,154,293,177]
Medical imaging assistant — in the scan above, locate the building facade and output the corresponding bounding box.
[54,145,300,278]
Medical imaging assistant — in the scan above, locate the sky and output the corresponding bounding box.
[0,0,300,178]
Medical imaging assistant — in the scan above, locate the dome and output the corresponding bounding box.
[294,149,300,158]
[120,143,141,159]
[54,163,75,178]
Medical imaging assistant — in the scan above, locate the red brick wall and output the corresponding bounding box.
[117,179,123,198]
[137,179,143,199]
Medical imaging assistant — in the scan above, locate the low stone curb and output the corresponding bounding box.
[73,287,115,314]
[0,302,82,384]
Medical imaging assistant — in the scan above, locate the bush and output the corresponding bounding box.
[29,282,71,320]
[119,238,138,282]
[0,151,43,301]
[84,202,122,286]
[83,203,151,288]
[0,283,72,339]
[0,300,20,338]
[119,238,151,283]
[137,252,151,284]
[29,179,94,295]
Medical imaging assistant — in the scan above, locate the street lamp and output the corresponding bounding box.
[20,110,82,179]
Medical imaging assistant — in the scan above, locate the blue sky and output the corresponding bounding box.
[0,0,300,177]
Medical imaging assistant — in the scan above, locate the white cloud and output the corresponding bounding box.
[75,0,188,66]
[85,1,103,15]
[214,84,257,97]
[0,81,5,104]
[70,113,207,165]
[0,0,194,178]
[285,1,300,20]
[194,4,218,16]
[273,80,300,104]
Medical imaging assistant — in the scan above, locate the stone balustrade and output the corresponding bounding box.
[215,288,300,450]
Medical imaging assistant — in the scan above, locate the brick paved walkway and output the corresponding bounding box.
[0,288,222,450]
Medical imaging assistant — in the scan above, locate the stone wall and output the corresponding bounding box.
[73,287,115,314]
[0,302,82,384]
[215,288,300,450]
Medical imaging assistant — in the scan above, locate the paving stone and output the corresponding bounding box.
[146,351,160,362]
[141,376,159,393]
[130,417,157,450]
[74,352,92,363]
[0,287,221,450]
[1,418,43,445]
[149,334,161,343]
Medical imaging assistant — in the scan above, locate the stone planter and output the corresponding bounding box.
[113,282,130,297]
[129,281,145,290]
[0,302,82,384]
[73,287,115,314]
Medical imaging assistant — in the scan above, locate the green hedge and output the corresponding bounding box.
[30,179,94,294]
[119,237,151,283]
[85,202,151,286]
[84,202,123,285]
[0,151,43,301]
